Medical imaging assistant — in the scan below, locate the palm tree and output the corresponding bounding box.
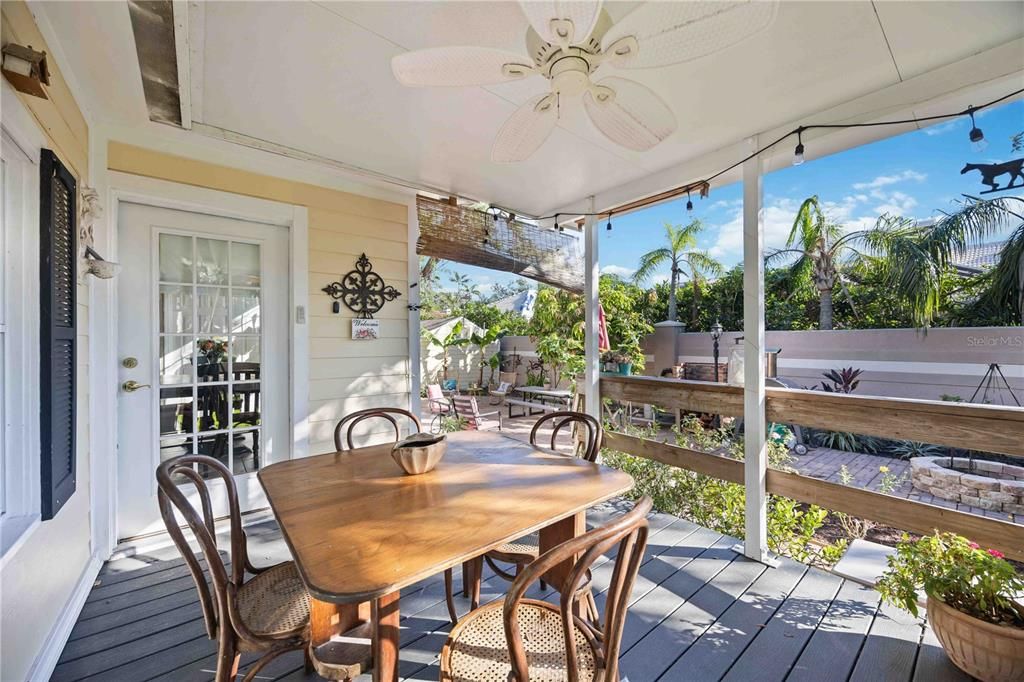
[768,195,1018,329]
[906,196,1024,324]
[634,220,722,326]
[469,324,503,387]
[767,196,877,330]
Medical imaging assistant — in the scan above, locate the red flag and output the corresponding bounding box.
[598,303,611,352]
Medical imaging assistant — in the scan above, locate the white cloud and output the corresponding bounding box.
[922,120,961,137]
[873,190,917,217]
[852,170,926,191]
[600,264,635,278]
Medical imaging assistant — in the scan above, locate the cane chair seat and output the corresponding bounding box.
[489,535,539,561]
[441,599,599,682]
[235,561,310,647]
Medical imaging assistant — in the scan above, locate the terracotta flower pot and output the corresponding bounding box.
[927,595,1024,682]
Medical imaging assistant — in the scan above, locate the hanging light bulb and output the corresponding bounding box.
[686,190,693,212]
[968,108,987,152]
[606,214,613,232]
[793,129,805,166]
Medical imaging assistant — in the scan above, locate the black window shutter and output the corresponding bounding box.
[40,149,77,521]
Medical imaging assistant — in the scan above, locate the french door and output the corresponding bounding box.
[117,202,289,540]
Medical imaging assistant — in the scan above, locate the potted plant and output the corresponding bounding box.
[877,532,1024,681]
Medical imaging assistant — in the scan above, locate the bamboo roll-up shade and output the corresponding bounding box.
[416,195,584,293]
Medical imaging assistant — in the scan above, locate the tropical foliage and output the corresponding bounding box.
[634,220,722,326]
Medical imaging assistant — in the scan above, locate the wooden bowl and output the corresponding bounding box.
[391,433,447,475]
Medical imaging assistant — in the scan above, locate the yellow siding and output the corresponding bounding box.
[0,3,92,681]
[107,142,411,455]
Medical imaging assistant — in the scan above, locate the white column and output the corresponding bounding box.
[742,137,769,563]
[583,197,600,420]
[407,199,422,421]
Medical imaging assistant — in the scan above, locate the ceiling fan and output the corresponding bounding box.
[392,1,778,162]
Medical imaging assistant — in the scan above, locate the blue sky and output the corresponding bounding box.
[437,99,1023,294]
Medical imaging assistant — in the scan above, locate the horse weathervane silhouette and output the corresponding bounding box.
[961,157,1024,194]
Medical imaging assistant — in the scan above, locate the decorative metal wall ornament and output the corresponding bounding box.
[961,158,1024,194]
[321,253,401,318]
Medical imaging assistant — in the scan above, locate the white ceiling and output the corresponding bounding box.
[37,1,1024,216]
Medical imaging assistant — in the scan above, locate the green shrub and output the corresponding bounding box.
[601,418,846,567]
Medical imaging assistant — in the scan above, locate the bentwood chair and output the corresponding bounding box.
[483,412,603,585]
[449,411,604,623]
[156,455,312,682]
[332,407,463,625]
[440,496,652,682]
[333,407,421,451]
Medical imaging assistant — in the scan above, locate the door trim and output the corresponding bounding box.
[102,171,309,544]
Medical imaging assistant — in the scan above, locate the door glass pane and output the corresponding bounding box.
[196,385,229,431]
[159,234,193,283]
[156,232,266,478]
[230,289,260,334]
[231,337,260,371]
[196,238,228,284]
[159,387,193,436]
[232,430,261,475]
[197,287,228,334]
[196,434,230,479]
[196,337,228,382]
[231,384,261,428]
[158,285,193,334]
[159,336,193,385]
[160,436,193,483]
[231,242,260,287]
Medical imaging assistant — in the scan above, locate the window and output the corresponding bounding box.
[1,130,41,556]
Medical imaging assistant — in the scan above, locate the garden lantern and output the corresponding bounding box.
[711,319,724,382]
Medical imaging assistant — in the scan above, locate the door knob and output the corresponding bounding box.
[122,380,151,393]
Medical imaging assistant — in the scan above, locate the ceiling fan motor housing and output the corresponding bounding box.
[549,55,593,98]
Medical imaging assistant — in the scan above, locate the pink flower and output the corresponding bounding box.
[987,549,1005,559]
[969,542,980,549]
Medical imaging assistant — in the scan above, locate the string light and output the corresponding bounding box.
[968,108,987,152]
[523,86,1022,224]
[606,213,613,232]
[686,190,693,212]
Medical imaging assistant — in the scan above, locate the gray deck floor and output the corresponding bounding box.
[52,502,970,682]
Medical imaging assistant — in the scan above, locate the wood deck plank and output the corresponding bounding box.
[660,557,808,681]
[52,508,946,682]
[912,623,972,682]
[787,579,882,682]
[619,551,766,681]
[849,601,924,682]
[721,567,844,681]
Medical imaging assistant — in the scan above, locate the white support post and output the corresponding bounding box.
[407,200,422,421]
[583,196,600,420]
[742,137,770,563]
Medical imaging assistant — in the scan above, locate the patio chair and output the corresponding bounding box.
[332,407,462,625]
[440,496,652,682]
[451,394,502,431]
[481,412,603,593]
[156,455,313,682]
[488,380,512,406]
[333,406,421,451]
[426,383,454,433]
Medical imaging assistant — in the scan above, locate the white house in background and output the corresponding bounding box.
[421,317,498,388]
[492,289,538,320]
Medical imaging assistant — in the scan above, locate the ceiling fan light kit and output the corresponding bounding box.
[392,1,779,161]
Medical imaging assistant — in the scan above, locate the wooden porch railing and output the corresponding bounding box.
[600,375,1024,562]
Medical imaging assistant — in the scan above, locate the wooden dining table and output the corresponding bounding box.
[258,429,633,682]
